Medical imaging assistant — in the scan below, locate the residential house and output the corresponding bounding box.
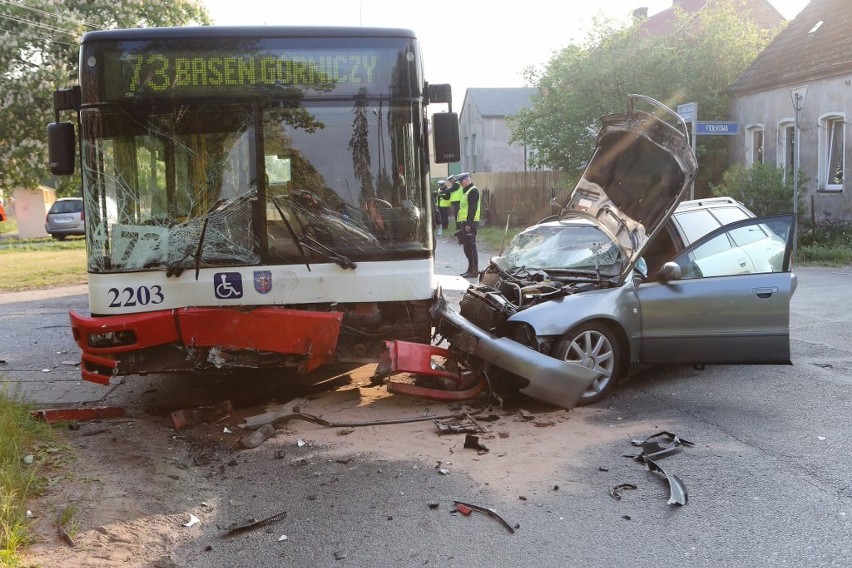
[636,0,783,34]
[457,88,538,173]
[727,0,852,220]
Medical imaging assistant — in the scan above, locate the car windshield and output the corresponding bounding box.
[495,222,624,274]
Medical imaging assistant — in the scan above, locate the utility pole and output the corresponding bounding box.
[791,86,807,253]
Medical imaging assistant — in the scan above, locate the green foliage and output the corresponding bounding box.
[709,162,805,216]
[0,388,58,564]
[0,1,211,197]
[510,0,780,192]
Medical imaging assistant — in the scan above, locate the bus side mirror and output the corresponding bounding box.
[48,122,76,175]
[432,112,459,164]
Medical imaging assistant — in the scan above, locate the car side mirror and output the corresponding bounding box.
[658,262,683,282]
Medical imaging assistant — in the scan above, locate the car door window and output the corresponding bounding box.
[671,209,722,245]
[672,215,793,279]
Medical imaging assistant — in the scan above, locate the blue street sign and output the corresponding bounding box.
[695,121,740,136]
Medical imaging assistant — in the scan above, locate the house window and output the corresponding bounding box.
[820,114,845,191]
[745,125,763,165]
[778,121,795,178]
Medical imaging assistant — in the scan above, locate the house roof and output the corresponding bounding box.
[463,88,538,118]
[728,0,852,94]
[639,0,783,36]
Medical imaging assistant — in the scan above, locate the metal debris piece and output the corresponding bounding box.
[32,406,125,423]
[452,500,516,534]
[645,458,688,506]
[223,510,287,537]
[631,431,694,448]
[434,413,488,435]
[171,400,233,430]
[244,411,461,429]
[609,483,638,500]
[376,340,487,402]
[625,433,690,506]
[463,434,489,453]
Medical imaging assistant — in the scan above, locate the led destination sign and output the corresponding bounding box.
[125,52,378,94]
[93,43,406,100]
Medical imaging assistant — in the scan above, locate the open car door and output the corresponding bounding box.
[636,214,796,365]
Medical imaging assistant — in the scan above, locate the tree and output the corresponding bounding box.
[0,1,210,197]
[510,0,780,194]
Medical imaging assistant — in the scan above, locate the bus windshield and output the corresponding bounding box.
[80,31,428,274]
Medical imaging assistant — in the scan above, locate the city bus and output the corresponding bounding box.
[47,26,459,385]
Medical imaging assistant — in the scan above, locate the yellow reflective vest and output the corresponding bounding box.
[458,184,481,222]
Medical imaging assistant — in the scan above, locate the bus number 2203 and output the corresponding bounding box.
[107,285,165,308]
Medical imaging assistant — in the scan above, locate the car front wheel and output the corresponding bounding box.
[551,322,621,405]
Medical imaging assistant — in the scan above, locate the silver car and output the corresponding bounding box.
[432,95,796,409]
[45,197,85,239]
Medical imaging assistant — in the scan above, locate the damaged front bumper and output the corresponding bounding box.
[430,295,600,409]
[69,307,343,384]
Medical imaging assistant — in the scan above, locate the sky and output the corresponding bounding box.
[202,0,810,109]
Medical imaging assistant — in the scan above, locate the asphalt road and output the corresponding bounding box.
[1,249,851,566]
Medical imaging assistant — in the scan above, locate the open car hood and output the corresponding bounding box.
[559,95,697,279]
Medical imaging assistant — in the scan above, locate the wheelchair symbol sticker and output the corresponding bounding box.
[214,272,243,299]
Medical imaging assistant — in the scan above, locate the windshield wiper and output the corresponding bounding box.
[271,196,312,271]
[190,192,257,280]
[270,196,357,271]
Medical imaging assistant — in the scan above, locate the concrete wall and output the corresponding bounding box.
[13,186,55,238]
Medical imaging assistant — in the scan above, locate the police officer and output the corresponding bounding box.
[447,175,464,230]
[456,172,481,278]
[436,178,454,236]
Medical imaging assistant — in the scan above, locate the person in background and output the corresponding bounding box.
[456,172,481,278]
[0,198,6,222]
[447,175,464,231]
[435,178,453,237]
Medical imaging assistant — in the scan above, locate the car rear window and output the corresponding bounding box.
[709,205,752,226]
[49,200,82,214]
[672,209,722,245]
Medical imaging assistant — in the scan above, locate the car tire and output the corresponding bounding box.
[551,322,622,405]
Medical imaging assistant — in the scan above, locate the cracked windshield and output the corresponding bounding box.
[82,100,424,273]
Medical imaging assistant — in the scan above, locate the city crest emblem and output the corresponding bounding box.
[253,270,272,294]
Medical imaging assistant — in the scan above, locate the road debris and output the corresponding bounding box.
[32,406,125,423]
[374,340,487,402]
[463,434,489,453]
[242,410,462,430]
[434,413,489,435]
[171,400,233,430]
[240,423,276,449]
[182,514,200,527]
[625,432,691,506]
[241,398,309,429]
[452,500,516,534]
[609,483,638,500]
[223,510,287,537]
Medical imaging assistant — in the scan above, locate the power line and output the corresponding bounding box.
[0,0,98,30]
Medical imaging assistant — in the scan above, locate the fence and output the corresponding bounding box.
[474,171,567,228]
[476,172,851,241]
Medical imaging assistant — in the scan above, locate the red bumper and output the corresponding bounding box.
[70,307,343,385]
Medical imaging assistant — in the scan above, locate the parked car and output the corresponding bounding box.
[45,197,85,239]
[431,95,796,409]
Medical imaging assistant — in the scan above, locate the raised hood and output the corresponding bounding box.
[560,95,698,275]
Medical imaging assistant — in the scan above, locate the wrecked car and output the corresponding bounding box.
[431,94,797,409]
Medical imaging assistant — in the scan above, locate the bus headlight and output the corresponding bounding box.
[88,330,136,348]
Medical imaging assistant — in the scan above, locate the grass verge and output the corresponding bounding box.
[0,387,60,567]
[0,239,87,293]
